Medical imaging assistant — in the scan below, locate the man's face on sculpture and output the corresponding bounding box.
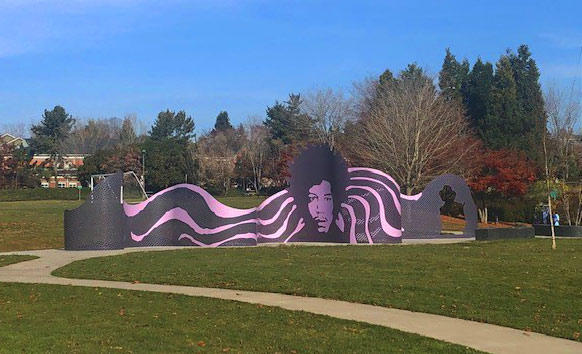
[307,180,334,233]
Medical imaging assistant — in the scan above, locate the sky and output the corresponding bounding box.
[0,0,581,134]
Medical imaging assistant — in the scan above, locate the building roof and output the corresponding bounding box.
[0,133,29,148]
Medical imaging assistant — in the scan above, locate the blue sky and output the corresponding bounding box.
[0,0,581,134]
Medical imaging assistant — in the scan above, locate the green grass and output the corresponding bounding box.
[0,197,265,252]
[55,239,582,341]
[0,255,38,267]
[0,200,82,252]
[0,283,477,353]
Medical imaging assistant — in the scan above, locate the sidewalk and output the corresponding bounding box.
[1,247,581,354]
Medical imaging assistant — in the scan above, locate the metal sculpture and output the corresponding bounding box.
[401,174,478,238]
[64,146,477,250]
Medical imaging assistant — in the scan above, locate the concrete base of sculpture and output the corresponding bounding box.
[475,226,534,241]
[533,224,582,237]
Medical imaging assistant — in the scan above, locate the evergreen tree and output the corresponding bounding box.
[149,110,195,142]
[438,48,469,102]
[30,105,75,178]
[264,93,313,145]
[145,109,196,191]
[509,44,546,162]
[464,58,494,135]
[483,55,519,150]
[214,111,234,132]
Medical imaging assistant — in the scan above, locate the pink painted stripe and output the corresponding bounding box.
[348,167,401,191]
[283,219,305,243]
[257,190,289,211]
[178,233,257,247]
[341,203,358,244]
[130,207,253,242]
[335,212,345,232]
[258,206,297,239]
[348,195,373,244]
[123,184,257,218]
[350,176,402,213]
[347,185,402,237]
[131,200,295,242]
[400,193,422,201]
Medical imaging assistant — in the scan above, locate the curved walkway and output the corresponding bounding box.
[1,247,581,354]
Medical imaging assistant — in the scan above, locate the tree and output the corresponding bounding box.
[468,149,537,223]
[66,118,121,154]
[463,58,494,134]
[119,116,138,146]
[350,66,476,194]
[509,44,547,162]
[241,117,270,192]
[144,110,196,191]
[264,93,314,145]
[149,110,195,142]
[438,48,470,102]
[213,111,234,132]
[301,88,353,151]
[197,131,237,195]
[30,106,75,179]
[543,84,581,226]
[482,55,519,150]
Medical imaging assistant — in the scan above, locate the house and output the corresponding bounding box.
[0,133,29,148]
[31,154,87,188]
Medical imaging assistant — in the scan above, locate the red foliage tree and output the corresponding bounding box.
[468,148,537,222]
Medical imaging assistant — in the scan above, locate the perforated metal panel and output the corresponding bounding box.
[401,174,477,239]
[64,172,127,250]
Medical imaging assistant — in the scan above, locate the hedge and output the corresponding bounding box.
[0,188,91,202]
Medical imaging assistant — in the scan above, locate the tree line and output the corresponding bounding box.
[1,44,581,224]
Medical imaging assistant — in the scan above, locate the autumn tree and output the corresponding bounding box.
[468,149,537,223]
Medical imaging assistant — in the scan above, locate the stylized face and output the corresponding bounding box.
[307,180,333,233]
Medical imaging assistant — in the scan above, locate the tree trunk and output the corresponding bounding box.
[478,207,488,224]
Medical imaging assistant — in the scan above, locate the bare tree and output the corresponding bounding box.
[351,73,475,195]
[544,84,581,240]
[242,116,269,192]
[301,88,354,151]
[1,123,29,138]
[196,131,237,195]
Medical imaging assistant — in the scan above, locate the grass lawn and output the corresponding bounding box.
[0,283,477,353]
[0,255,38,267]
[55,239,582,342]
[0,197,265,252]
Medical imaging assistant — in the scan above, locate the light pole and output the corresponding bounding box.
[141,149,146,191]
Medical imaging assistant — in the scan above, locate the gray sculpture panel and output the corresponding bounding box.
[401,174,477,238]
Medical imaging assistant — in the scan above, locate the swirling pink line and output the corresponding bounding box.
[348,195,373,244]
[341,203,358,244]
[124,184,288,218]
[258,206,297,239]
[348,167,401,191]
[283,219,305,243]
[346,185,402,237]
[350,176,402,213]
[131,200,295,242]
[178,233,257,247]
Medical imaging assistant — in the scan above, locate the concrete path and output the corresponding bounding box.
[1,248,581,354]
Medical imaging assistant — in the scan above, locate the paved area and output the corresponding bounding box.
[1,247,581,354]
